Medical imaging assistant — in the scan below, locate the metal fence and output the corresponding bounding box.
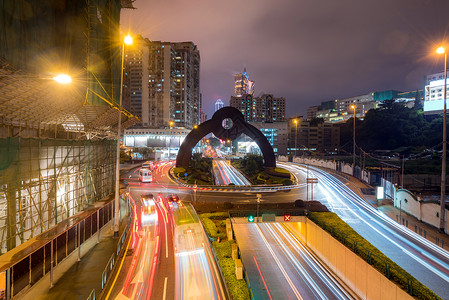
[0,200,115,299]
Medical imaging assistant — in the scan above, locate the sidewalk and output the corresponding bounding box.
[319,167,449,252]
[18,198,130,300]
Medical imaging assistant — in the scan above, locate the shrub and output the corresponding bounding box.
[213,241,250,300]
[283,179,293,186]
[308,212,442,300]
[294,199,305,207]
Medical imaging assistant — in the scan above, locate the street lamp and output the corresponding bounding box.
[114,34,133,237]
[52,74,72,84]
[351,105,356,176]
[169,121,174,160]
[437,46,447,233]
[293,119,298,157]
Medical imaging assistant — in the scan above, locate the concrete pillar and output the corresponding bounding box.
[232,243,238,260]
[226,219,233,241]
[235,259,243,280]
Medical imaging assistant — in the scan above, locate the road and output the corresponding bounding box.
[107,162,227,300]
[213,159,251,185]
[279,162,449,299]
[233,219,355,300]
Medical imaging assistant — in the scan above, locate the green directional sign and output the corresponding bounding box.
[248,215,255,223]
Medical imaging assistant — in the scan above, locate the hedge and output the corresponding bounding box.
[199,213,251,300]
[213,241,250,300]
[308,212,442,300]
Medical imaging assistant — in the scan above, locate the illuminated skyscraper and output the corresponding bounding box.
[230,94,286,123]
[123,36,200,129]
[234,68,255,97]
[214,99,224,112]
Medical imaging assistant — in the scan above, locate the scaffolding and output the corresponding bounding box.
[0,138,115,253]
[0,0,138,256]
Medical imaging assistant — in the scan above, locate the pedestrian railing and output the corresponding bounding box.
[100,210,132,290]
[0,200,116,300]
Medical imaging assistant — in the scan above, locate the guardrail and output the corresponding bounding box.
[227,212,255,300]
[86,289,95,300]
[169,166,299,192]
[86,194,134,300]
[0,200,116,300]
[101,212,130,290]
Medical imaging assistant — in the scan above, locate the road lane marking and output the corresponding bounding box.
[104,221,134,300]
[163,277,168,300]
[255,224,303,300]
[253,256,273,300]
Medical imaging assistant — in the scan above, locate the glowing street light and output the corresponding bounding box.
[114,34,133,237]
[124,35,133,45]
[351,105,356,176]
[52,74,72,84]
[437,46,447,233]
[168,121,175,160]
[293,119,298,157]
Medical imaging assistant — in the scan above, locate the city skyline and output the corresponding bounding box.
[121,0,449,119]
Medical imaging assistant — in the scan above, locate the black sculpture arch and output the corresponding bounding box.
[176,106,276,168]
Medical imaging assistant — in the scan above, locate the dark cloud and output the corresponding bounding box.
[121,0,449,118]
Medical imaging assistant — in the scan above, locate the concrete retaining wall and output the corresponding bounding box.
[285,220,413,300]
[394,189,449,233]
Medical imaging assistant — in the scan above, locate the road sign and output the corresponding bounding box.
[193,184,198,191]
[284,214,291,221]
[306,178,318,184]
[248,215,255,222]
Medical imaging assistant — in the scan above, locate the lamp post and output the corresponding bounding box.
[169,121,174,160]
[437,46,447,233]
[293,119,298,158]
[351,105,356,176]
[114,34,132,237]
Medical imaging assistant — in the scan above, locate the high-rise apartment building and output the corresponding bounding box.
[123,36,200,129]
[287,117,340,155]
[234,68,255,97]
[230,94,286,123]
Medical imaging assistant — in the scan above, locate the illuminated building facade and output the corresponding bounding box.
[124,37,200,129]
[235,122,288,155]
[230,94,286,123]
[424,71,449,114]
[234,68,255,97]
[287,118,340,155]
[215,99,224,112]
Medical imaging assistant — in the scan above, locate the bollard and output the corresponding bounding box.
[232,244,238,260]
[235,259,243,280]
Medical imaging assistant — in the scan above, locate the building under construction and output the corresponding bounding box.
[0,0,137,252]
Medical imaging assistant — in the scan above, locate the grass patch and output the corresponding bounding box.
[199,212,250,300]
[309,212,442,300]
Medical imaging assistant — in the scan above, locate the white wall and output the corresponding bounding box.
[421,203,443,229]
[285,220,414,300]
[394,188,449,233]
[394,189,421,220]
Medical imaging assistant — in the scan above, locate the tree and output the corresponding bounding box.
[310,117,324,127]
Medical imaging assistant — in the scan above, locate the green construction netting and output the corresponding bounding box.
[0,138,19,171]
[0,0,122,106]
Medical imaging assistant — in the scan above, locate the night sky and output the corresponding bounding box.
[121,0,449,118]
